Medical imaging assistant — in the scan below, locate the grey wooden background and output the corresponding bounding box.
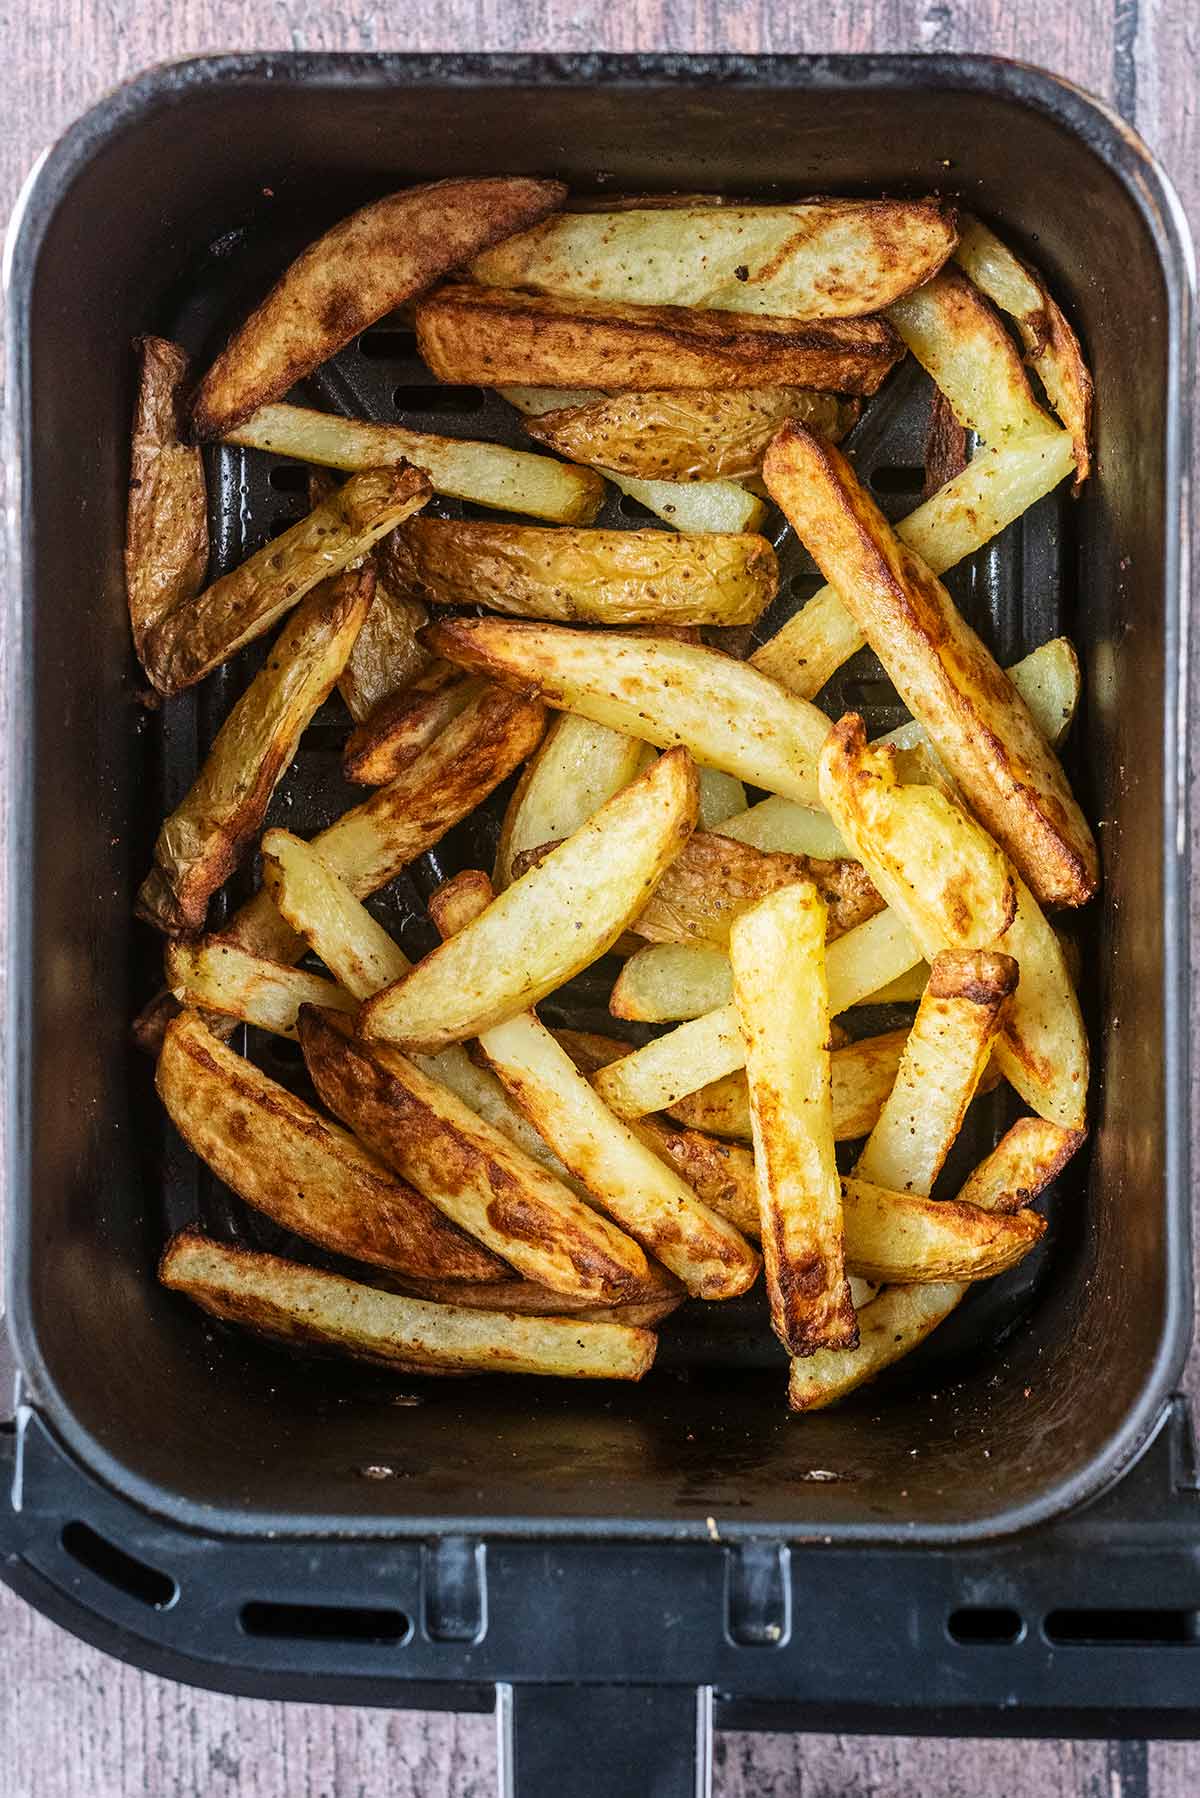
[0,0,1196,1793]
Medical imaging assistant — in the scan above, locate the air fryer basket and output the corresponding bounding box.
[2,52,1195,1755]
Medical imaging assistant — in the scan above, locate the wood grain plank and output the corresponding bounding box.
[1,2,1196,1795]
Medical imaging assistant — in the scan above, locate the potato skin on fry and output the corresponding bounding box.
[125,336,209,658]
[342,666,486,786]
[387,518,779,627]
[157,1012,505,1283]
[192,177,567,439]
[416,286,904,393]
[137,567,374,934]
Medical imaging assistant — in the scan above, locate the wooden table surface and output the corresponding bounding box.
[1,1,1196,1793]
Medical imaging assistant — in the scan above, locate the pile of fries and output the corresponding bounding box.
[130,177,1095,1408]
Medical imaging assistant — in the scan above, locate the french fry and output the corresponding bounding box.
[495,714,651,890]
[956,1117,1087,1213]
[393,1274,682,1329]
[854,950,1017,1195]
[226,401,604,524]
[886,266,1053,442]
[879,637,1082,756]
[137,569,374,934]
[157,1013,505,1282]
[388,517,779,627]
[764,427,1098,907]
[343,666,487,786]
[626,1116,760,1239]
[161,1232,656,1382]
[299,1007,656,1303]
[229,683,547,964]
[470,199,958,318]
[712,794,850,861]
[125,336,208,659]
[426,618,833,806]
[143,465,431,695]
[429,869,760,1300]
[954,216,1092,482]
[788,1282,965,1410]
[841,1179,1044,1282]
[192,177,567,439]
[416,286,904,393]
[731,883,857,1353]
[359,748,699,1052]
[630,831,883,948]
[748,429,1075,699]
[698,769,747,829]
[519,387,856,481]
[819,717,1088,1130]
[164,939,357,1038]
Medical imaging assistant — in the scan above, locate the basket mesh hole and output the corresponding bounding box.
[947,1606,1024,1645]
[241,1601,411,1643]
[61,1521,177,1610]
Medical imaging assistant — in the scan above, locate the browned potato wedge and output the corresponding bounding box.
[227,400,604,523]
[359,748,698,1053]
[880,637,1082,759]
[342,667,487,786]
[749,430,1075,699]
[957,1117,1086,1213]
[428,870,760,1301]
[854,950,1017,1196]
[626,1117,760,1239]
[160,1232,656,1382]
[885,266,1053,442]
[495,714,652,890]
[521,388,857,482]
[631,831,882,948]
[125,336,208,660]
[842,1179,1044,1282]
[415,286,904,393]
[143,465,431,695]
[227,683,547,964]
[164,939,357,1038]
[392,1275,682,1329]
[427,618,833,807]
[137,569,373,934]
[954,217,1092,482]
[386,518,778,627]
[731,882,857,1355]
[788,1282,965,1410]
[819,717,1088,1131]
[765,426,1098,908]
[299,1007,657,1304]
[470,199,957,318]
[157,1013,504,1282]
[192,177,567,439]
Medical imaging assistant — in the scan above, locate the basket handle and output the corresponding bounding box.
[497,1681,711,1797]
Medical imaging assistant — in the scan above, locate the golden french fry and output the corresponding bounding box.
[956,1117,1087,1213]
[748,430,1075,699]
[192,177,567,439]
[471,200,958,318]
[359,749,698,1052]
[630,831,882,948]
[426,618,833,806]
[416,286,904,393]
[698,769,747,829]
[626,1116,760,1239]
[230,684,548,964]
[841,1179,1044,1282]
[954,217,1092,482]
[343,667,488,786]
[157,1013,504,1282]
[227,401,604,524]
[299,1007,655,1303]
[764,427,1098,908]
[520,387,856,481]
[819,717,1088,1131]
[879,637,1082,757]
[164,939,357,1038]
[427,869,760,1300]
[788,1282,965,1410]
[854,950,1017,1196]
[125,336,208,660]
[386,518,778,627]
[161,1232,656,1382]
[712,794,850,861]
[731,883,857,1354]
[886,266,1052,442]
[137,569,373,934]
[610,942,734,1022]
[333,521,430,725]
[495,714,651,891]
[393,1274,682,1329]
[143,465,431,695]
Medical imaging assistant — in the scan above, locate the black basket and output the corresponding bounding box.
[2,53,1195,1790]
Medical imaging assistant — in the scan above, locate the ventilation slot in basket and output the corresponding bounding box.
[241,1600,411,1644]
[61,1521,177,1610]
